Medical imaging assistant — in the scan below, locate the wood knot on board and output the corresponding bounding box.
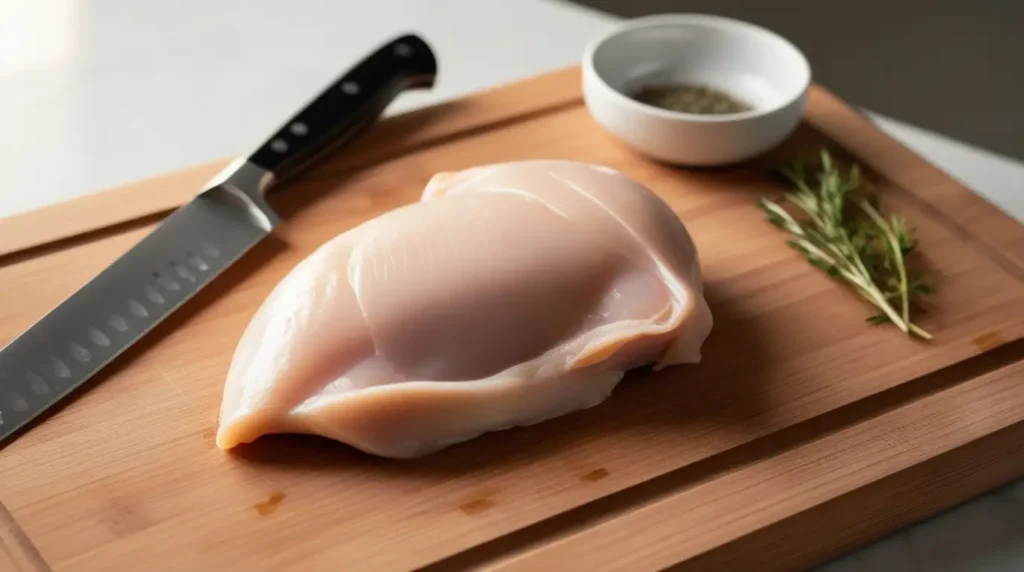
[973,332,1005,352]
[580,468,610,483]
[201,425,218,442]
[105,499,150,538]
[459,497,496,516]
[254,492,286,516]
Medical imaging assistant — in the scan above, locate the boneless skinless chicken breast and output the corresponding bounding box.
[216,160,713,458]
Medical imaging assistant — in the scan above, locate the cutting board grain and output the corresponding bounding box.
[0,67,1022,572]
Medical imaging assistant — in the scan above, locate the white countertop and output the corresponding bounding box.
[1,0,1021,568]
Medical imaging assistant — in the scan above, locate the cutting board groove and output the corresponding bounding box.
[1,67,1022,572]
[427,341,1024,571]
[0,501,49,572]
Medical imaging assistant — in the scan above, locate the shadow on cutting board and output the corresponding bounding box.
[226,120,871,474]
[231,283,777,476]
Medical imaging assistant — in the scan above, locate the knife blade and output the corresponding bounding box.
[0,33,438,447]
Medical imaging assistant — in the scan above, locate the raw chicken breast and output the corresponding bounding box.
[216,160,713,458]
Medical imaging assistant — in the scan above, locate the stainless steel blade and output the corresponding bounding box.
[0,165,275,445]
[0,33,438,447]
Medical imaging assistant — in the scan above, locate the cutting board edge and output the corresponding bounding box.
[0,500,49,572]
[5,68,1021,275]
[688,420,1024,572]
[2,63,1024,572]
[805,85,1024,274]
[0,66,586,259]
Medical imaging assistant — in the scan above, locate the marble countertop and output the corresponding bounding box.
[1,0,1021,568]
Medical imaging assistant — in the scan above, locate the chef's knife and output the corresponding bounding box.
[0,34,437,447]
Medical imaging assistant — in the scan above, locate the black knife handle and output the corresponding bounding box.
[249,34,437,185]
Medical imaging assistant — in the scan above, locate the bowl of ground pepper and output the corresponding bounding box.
[582,14,811,166]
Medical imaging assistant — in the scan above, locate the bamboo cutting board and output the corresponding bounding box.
[1,67,1022,572]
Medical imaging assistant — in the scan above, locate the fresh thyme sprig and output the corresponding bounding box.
[757,149,934,340]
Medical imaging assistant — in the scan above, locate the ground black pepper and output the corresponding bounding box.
[631,83,752,115]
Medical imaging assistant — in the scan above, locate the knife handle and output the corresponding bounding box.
[248,34,438,185]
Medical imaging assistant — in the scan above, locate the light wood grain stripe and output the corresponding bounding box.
[0,502,51,572]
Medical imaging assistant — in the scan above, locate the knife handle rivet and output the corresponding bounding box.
[393,43,412,57]
[341,81,360,95]
[270,138,289,153]
[289,122,308,137]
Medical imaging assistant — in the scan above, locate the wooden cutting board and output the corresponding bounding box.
[1,67,1022,572]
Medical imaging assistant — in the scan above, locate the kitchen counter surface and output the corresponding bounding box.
[1,1,1021,569]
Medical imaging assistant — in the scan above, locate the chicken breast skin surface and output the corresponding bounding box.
[216,160,713,458]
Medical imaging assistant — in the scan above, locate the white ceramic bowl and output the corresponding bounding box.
[582,14,811,166]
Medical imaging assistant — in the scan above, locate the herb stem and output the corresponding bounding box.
[858,281,910,334]
[909,323,933,340]
[858,200,911,323]
[793,236,910,333]
[758,149,934,340]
